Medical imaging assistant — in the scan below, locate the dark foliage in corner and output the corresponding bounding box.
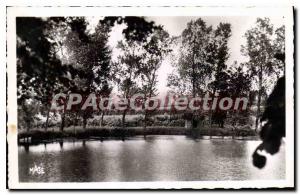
[253,52,285,168]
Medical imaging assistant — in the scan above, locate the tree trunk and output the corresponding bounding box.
[122,110,127,127]
[26,121,30,132]
[60,110,66,132]
[192,57,196,98]
[209,89,216,127]
[143,110,147,138]
[143,94,148,132]
[143,110,148,130]
[100,111,105,127]
[83,116,87,130]
[255,66,263,132]
[73,111,79,134]
[44,104,51,132]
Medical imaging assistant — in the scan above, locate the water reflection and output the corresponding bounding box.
[18,136,285,182]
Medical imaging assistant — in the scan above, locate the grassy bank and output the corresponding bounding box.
[18,126,258,145]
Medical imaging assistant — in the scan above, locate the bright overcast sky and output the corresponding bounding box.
[88,16,284,95]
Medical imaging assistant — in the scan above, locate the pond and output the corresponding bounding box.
[18,136,285,182]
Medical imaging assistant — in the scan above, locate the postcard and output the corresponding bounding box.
[6,6,294,189]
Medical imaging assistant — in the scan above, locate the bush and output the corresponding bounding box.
[104,117,122,127]
[168,119,185,127]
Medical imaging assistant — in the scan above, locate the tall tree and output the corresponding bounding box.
[208,23,232,126]
[169,18,214,97]
[168,18,225,128]
[46,17,79,132]
[111,17,162,127]
[17,17,72,131]
[241,18,285,131]
[63,18,112,130]
[137,28,171,130]
[112,40,142,127]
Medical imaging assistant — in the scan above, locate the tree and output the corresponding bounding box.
[208,23,232,126]
[167,72,190,95]
[241,18,285,131]
[111,17,162,127]
[17,17,71,131]
[18,99,40,132]
[273,25,285,79]
[112,40,142,127]
[168,18,230,128]
[137,28,171,130]
[169,18,214,97]
[46,17,80,132]
[227,63,252,129]
[62,18,113,130]
[167,37,190,95]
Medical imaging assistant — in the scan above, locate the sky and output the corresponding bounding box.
[88,16,285,95]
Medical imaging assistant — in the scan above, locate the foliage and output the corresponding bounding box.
[168,18,215,96]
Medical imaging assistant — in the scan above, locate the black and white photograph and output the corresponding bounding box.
[6,6,294,189]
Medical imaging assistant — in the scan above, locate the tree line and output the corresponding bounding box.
[16,17,284,132]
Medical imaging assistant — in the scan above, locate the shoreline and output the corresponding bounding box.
[18,135,260,147]
[18,126,259,146]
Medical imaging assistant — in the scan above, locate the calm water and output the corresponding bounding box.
[19,136,285,182]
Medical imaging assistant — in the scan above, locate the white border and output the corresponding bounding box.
[7,6,294,189]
